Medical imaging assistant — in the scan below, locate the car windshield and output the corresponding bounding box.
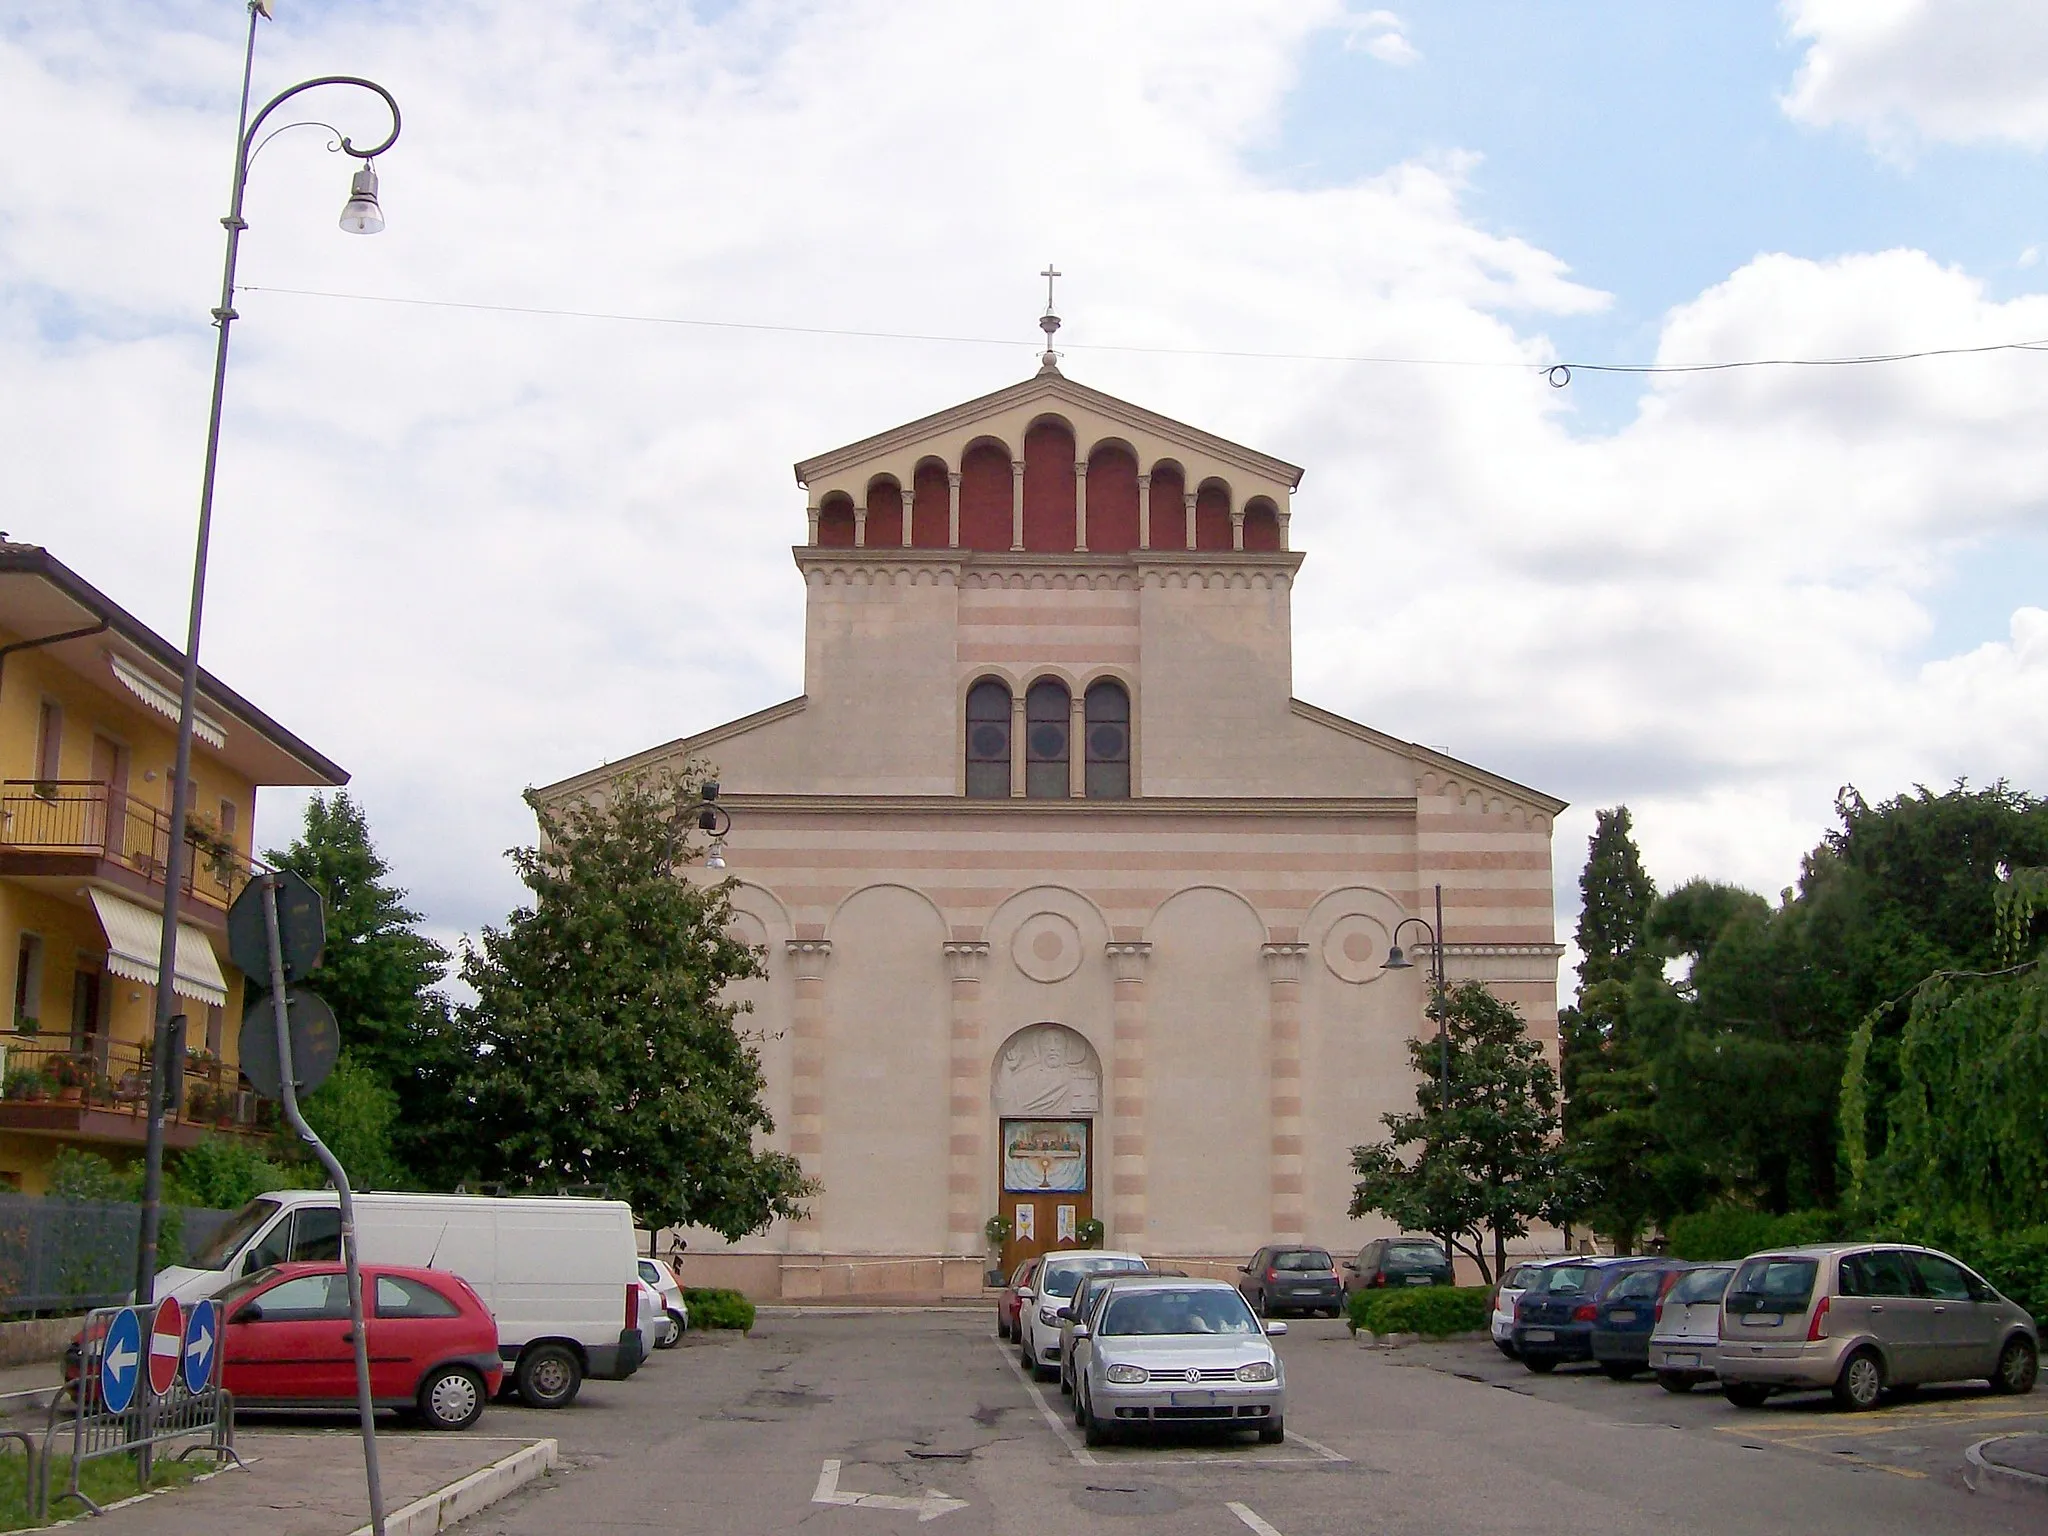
[1274,1250,1332,1271]
[1043,1257,1144,1298]
[213,1266,281,1311]
[1388,1243,1444,1264]
[1501,1266,1534,1290]
[1100,1287,1261,1336]
[1669,1267,1733,1305]
[192,1198,283,1271]
[1727,1258,1819,1315]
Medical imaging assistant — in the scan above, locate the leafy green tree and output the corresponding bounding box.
[266,792,465,1186]
[1350,983,1566,1283]
[457,770,813,1240]
[296,1054,404,1192]
[166,1137,301,1210]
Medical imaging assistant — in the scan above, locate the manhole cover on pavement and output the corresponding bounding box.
[1072,1483,1186,1516]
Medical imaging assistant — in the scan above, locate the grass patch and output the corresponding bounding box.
[0,1446,210,1530]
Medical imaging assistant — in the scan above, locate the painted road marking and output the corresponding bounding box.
[1228,1502,1286,1536]
[811,1459,967,1522]
[993,1342,1348,1468]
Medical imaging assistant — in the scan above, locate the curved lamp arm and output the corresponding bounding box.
[241,75,401,180]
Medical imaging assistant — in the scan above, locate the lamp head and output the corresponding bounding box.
[339,160,384,235]
[705,837,727,870]
[1381,944,1413,971]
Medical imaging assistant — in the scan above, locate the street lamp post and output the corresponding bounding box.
[1382,884,1451,1108]
[134,0,401,1304]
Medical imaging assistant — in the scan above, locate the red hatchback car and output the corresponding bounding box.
[997,1256,1042,1343]
[219,1262,502,1430]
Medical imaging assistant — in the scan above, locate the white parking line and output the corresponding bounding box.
[991,1342,1349,1468]
[1227,1502,1286,1536]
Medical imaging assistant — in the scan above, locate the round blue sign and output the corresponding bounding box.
[99,1308,142,1415]
[182,1299,219,1395]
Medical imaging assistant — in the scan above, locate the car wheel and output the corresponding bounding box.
[1523,1356,1558,1374]
[997,1315,1011,1342]
[1656,1371,1694,1395]
[1833,1348,1884,1412]
[1073,1381,1088,1428]
[417,1365,487,1431]
[1495,1339,1517,1359]
[1083,1387,1116,1447]
[1722,1382,1771,1408]
[1059,1362,1072,1396]
[654,1314,683,1350]
[1992,1336,2039,1396]
[1600,1362,1641,1382]
[515,1343,583,1410]
[1258,1412,1285,1445]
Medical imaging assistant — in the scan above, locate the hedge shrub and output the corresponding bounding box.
[1346,1285,1492,1337]
[1664,1207,1849,1262]
[683,1287,756,1332]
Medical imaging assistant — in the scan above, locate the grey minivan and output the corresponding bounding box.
[1716,1243,2038,1411]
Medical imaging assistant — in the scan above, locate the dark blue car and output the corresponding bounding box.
[1589,1262,1690,1380]
[1512,1258,1668,1373]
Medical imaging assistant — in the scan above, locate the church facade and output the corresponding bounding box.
[538,360,1565,1299]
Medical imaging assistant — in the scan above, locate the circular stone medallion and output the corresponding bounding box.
[1323,913,1392,985]
[1012,912,1083,983]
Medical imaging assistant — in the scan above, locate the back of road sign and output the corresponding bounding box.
[227,868,325,983]
[238,987,341,1100]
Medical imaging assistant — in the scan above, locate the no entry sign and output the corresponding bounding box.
[148,1296,183,1397]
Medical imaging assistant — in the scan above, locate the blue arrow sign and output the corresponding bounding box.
[100,1308,141,1415]
[182,1299,218,1395]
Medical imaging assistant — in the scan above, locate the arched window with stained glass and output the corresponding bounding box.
[965,679,1012,798]
[1084,680,1130,798]
[1025,678,1071,799]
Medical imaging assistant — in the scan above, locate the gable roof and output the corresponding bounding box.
[794,369,1305,489]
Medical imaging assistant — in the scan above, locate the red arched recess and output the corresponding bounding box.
[959,442,1013,551]
[1243,498,1281,553]
[866,479,903,548]
[912,461,951,547]
[1022,420,1077,552]
[1085,447,1140,553]
[1195,482,1233,551]
[1149,465,1187,551]
[818,494,856,547]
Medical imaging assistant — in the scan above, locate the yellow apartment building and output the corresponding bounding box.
[0,543,346,1193]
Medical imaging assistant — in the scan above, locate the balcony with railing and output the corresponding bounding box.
[0,781,254,924]
[0,1034,272,1149]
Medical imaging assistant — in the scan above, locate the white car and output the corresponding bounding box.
[1018,1251,1148,1381]
[1648,1263,1734,1393]
[1490,1257,1569,1356]
[638,1258,690,1349]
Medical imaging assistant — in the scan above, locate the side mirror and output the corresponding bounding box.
[1055,1306,1072,1322]
[1072,1324,1090,1340]
[1017,1288,1034,1303]
[232,1303,263,1324]
[1342,1262,1356,1271]
[1237,1265,1251,1273]
[1264,1320,1288,1336]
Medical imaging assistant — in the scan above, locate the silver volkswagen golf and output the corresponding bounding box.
[1071,1277,1287,1446]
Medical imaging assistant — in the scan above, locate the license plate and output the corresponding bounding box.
[1170,1390,1215,1407]
[1404,1275,1432,1285]
[1668,1352,1700,1368]
[1609,1310,1636,1323]
[1749,1315,1782,1328]
[1289,1288,1322,1296]
[1524,1329,1555,1342]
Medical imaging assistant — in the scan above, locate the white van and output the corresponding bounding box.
[157,1190,646,1408]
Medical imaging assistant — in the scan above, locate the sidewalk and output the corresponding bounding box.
[74,1431,553,1536]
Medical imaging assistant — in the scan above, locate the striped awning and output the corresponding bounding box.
[87,888,229,1008]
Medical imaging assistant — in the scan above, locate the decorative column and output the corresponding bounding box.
[1183,490,1197,550]
[1068,690,1087,797]
[853,505,868,548]
[1010,690,1026,797]
[1230,508,1245,552]
[947,471,962,547]
[1010,459,1026,551]
[1137,473,1151,549]
[1262,941,1309,1242]
[1106,940,1152,1250]
[785,937,833,1252]
[1073,461,1090,551]
[806,505,821,545]
[1277,508,1290,551]
[943,940,991,1257]
[900,486,915,547]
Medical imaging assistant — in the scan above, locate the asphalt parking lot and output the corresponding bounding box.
[421,1311,2041,1536]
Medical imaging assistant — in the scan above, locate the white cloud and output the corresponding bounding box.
[1783,0,2048,150]
[1341,9,1419,67]
[4,0,2046,971]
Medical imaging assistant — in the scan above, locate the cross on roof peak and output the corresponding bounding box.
[1037,263,1063,375]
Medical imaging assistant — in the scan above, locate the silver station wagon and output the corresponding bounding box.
[1717,1243,2039,1411]
[1071,1277,1287,1446]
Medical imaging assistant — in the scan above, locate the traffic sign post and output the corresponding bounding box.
[182,1299,218,1395]
[98,1309,141,1417]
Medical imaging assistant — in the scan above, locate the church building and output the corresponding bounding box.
[539,328,1565,1300]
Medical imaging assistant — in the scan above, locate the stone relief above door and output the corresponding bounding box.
[992,1022,1101,1116]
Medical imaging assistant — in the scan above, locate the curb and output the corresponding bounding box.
[0,1384,64,1417]
[1353,1329,1487,1349]
[347,1437,558,1536]
[1965,1434,2048,1503]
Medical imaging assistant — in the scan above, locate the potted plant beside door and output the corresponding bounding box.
[984,1214,1013,1288]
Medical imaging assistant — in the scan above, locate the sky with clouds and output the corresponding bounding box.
[4,0,2045,991]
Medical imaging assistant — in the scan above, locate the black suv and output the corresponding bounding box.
[1343,1237,1453,1297]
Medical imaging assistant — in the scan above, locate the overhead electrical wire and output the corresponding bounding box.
[238,283,2048,386]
